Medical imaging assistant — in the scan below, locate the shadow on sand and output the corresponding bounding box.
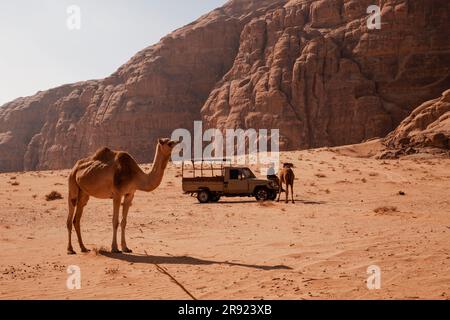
[286,199,327,205]
[197,199,326,205]
[100,251,292,271]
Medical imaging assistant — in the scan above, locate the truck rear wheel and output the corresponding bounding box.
[197,190,210,203]
[255,188,269,201]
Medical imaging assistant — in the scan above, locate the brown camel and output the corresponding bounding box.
[277,163,295,204]
[66,138,180,255]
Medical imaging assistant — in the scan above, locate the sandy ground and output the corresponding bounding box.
[0,146,449,300]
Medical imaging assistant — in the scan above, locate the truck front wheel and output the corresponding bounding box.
[255,188,269,201]
[197,190,210,203]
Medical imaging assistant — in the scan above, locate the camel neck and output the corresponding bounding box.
[138,148,170,192]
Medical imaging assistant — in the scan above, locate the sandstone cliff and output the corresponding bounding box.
[0,0,284,172]
[0,0,449,172]
[381,89,450,157]
[202,0,450,150]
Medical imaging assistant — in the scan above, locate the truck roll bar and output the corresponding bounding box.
[182,158,232,178]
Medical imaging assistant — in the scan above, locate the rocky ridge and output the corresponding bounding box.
[0,0,449,172]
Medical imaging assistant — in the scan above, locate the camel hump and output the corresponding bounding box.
[92,147,115,162]
[114,152,139,188]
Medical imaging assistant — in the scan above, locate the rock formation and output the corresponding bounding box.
[202,0,450,150]
[380,89,450,157]
[0,0,449,172]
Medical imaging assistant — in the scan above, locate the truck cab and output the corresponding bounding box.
[225,167,256,193]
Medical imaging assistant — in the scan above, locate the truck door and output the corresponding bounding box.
[225,168,249,194]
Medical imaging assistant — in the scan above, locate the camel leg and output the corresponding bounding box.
[291,183,295,204]
[277,180,283,202]
[111,196,122,253]
[285,183,289,203]
[277,183,281,202]
[121,193,134,253]
[67,199,76,255]
[73,191,90,253]
[67,174,79,255]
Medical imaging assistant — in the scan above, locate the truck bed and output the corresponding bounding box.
[182,176,225,193]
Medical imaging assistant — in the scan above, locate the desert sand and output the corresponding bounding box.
[0,146,449,300]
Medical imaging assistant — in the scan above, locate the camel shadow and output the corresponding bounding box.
[284,199,327,205]
[100,251,292,271]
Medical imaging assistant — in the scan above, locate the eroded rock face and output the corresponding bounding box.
[0,0,285,172]
[383,89,450,154]
[202,0,450,151]
[0,0,449,172]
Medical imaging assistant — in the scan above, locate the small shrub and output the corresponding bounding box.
[45,191,63,201]
[374,206,398,214]
[105,267,119,275]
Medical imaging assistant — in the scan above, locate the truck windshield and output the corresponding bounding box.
[241,168,256,179]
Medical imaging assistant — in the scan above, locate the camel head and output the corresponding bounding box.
[157,138,181,157]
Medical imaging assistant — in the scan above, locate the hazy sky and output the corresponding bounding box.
[0,0,227,105]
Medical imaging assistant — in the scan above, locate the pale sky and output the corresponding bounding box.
[0,0,227,105]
